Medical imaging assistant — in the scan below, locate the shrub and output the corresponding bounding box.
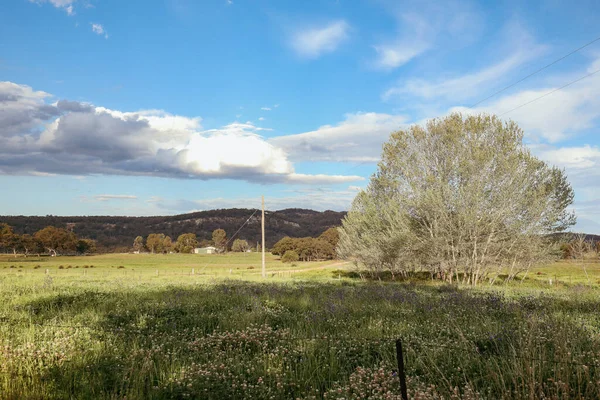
[281,250,299,263]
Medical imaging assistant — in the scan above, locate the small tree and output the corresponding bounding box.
[282,250,299,263]
[175,233,198,253]
[212,229,227,253]
[76,238,97,254]
[232,239,249,252]
[163,236,173,253]
[319,227,340,248]
[133,236,145,252]
[146,233,166,254]
[271,237,295,256]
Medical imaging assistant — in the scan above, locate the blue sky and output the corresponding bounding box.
[1,0,600,233]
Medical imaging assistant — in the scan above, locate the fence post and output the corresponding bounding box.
[395,339,408,400]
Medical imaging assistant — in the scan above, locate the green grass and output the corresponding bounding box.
[1,254,600,399]
[0,253,343,282]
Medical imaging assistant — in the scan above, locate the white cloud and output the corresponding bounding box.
[534,145,600,170]
[372,1,483,70]
[261,107,271,111]
[385,47,542,101]
[31,0,76,15]
[290,20,349,59]
[157,188,360,213]
[270,112,408,162]
[258,117,265,121]
[570,199,600,234]
[94,194,138,201]
[0,81,362,185]
[445,58,600,143]
[91,23,108,38]
[372,13,432,70]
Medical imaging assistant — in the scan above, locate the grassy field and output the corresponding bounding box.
[1,253,600,399]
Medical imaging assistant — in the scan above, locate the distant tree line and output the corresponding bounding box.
[560,234,600,260]
[0,208,344,252]
[271,228,339,262]
[0,223,96,256]
[130,229,252,254]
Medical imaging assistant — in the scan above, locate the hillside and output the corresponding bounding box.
[0,208,347,251]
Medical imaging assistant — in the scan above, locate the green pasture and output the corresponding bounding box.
[0,253,345,283]
[1,253,600,399]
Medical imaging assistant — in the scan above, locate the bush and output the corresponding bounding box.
[281,250,299,263]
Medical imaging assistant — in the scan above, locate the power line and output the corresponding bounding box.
[471,35,600,108]
[499,67,600,116]
[224,208,260,248]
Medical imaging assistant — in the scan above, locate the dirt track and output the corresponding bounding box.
[263,260,351,275]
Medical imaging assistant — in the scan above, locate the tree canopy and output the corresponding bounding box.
[175,233,198,253]
[338,113,576,285]
[231,239,249,252]
[212,229,227,253]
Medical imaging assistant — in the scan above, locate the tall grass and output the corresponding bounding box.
[1,260,600,398]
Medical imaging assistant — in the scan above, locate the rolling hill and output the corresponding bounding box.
[0,208,347,252]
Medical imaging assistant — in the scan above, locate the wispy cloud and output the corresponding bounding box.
[371,1,483,70]
[93,194,138,201]
[91,23,108,39]
[372,13,432,70]
[30,0,75,15]
[154,188,361,213]
[270,112,408,162]
[446,58,600,143]
[290,20,349,59]
[384,46,543,101]
[261,107,272,111]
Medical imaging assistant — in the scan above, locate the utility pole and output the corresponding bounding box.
[261,195,266,278]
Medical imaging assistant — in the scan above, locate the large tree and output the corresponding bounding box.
[0,223,16,253]
[34,226,78,256]
[338,113,576,285]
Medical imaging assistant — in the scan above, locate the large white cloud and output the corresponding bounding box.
[0,82,362,185]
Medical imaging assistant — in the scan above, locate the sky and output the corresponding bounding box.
[1,0,600,233]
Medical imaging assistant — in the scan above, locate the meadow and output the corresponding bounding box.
[1,253,600,399]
